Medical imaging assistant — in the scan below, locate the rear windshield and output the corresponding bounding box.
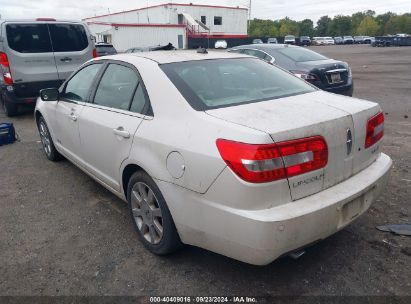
[278,47,328,62]
[160,58,316,111]
[49,24,88,52]
[6,24,52,53]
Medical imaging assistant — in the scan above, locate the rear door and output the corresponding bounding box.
[3,22,59,96]
[78,62,148,191]
[49,23,93,81]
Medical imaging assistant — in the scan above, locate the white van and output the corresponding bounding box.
[0,19,95,116]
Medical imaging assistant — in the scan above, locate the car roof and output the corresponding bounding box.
[97,50,250,64]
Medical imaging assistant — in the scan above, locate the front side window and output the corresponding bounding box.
[93,64,139,111]
[201,16,206,25]
[49,24,88,52]
[214,17,222,25]
[160,58,316,110]
[62,64,102,102]
[6,24,52,53]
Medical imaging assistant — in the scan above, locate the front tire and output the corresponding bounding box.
[127,171,182,255]
[37,116,62,161]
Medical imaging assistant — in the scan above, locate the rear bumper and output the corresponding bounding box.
[324,82,353,96]
[1,88,37,104]
[159,153,392,265]
[1,80,62,104]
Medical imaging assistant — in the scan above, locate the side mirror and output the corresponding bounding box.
[40,88,59,101]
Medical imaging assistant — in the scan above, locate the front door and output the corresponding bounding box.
[52,63,103,163]
[78,62,148,191]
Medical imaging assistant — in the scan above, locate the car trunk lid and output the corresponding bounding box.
[207,91,381,200]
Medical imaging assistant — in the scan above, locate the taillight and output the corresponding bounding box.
[92,48,98,58]
[290,70,319,82]
[365,111,384,148]
[0,52,13,85]
[216,136,328,183]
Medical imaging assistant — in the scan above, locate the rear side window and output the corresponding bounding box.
[6,24,52,53]
[93,64,138,111]
[49,24,88,52]
[130,84,146,114]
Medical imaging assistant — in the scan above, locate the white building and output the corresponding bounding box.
[84,2,248,51]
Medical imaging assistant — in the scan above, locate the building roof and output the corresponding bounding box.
[96,50,250,64]
[83,2,248,21]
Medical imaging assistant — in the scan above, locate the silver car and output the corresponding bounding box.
[35,51,391,265]
[0,19,95,116]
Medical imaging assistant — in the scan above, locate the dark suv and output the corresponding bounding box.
[0,19,95,116]
[299,36,311,46]
[95,43,117,57]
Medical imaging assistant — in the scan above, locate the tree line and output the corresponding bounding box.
[248,10,411,37]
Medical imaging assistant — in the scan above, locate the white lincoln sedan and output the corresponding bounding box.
[35,50,392,265]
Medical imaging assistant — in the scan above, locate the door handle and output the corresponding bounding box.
[113,127,130,139]
[68,113,77,121]
[60,57,72,62]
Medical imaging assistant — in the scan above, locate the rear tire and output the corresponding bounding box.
[37,116,62,161]
[2,96,18,117]
[127,170,182,255]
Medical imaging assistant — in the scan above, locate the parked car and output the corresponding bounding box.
[95,43,117,57]
[312,37,325,46]
[214,40,228,49]
[267,38,278,44]
[252,39,264,44]
[0,19,95,116]
[125,43,177,53]
[354,36,366,44]
[125,47,145,53]
[284,35,296,45]
[324,37,335,45]
[343,36,354,44]
[35,50,391,265]
[229,44,354,96]
[363,37,375,44]
[395,33,410,37]
[372,39,391,47]
[299,36,311,46]
[334,36,344,45]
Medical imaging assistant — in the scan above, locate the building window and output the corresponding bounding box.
[214,16,222,25]
[201,16,206,25]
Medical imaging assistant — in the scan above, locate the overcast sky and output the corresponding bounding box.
[0,0,409,23]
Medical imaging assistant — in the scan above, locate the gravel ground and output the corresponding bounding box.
[0,44,410,297]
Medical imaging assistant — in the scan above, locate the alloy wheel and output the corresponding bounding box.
[39,121,52,157]
[130,182,163,244]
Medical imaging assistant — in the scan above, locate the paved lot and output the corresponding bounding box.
[0,45,410,296]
